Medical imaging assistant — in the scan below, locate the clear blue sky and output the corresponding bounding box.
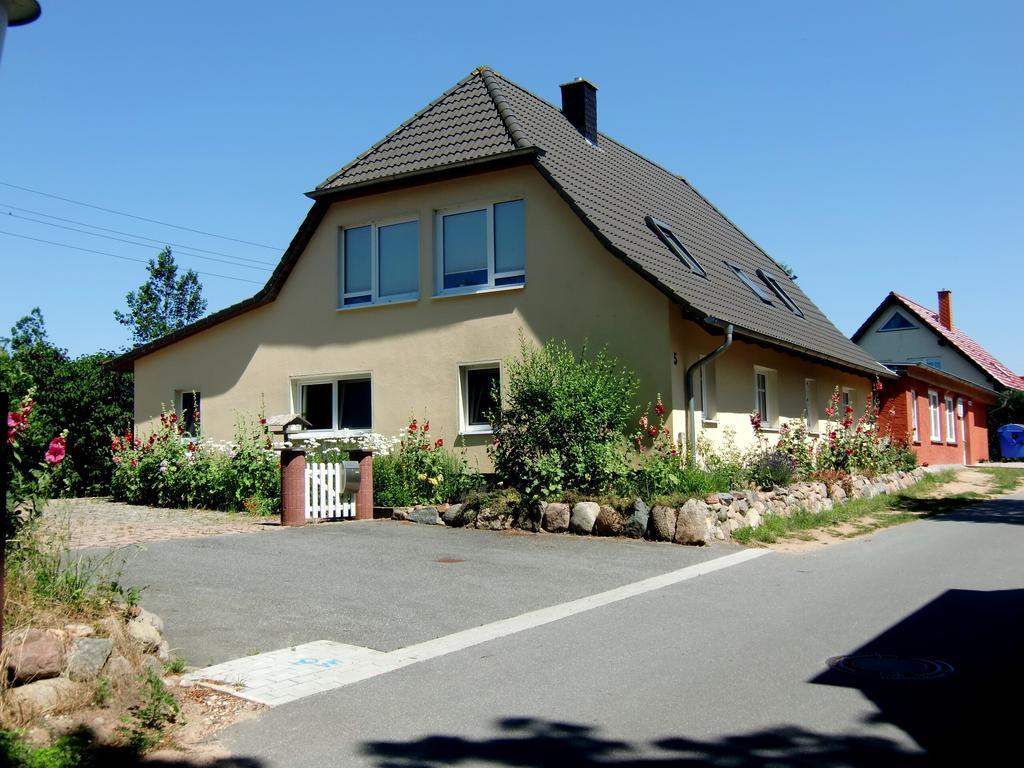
[2,1,1021,371]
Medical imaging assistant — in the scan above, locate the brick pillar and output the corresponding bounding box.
[349,449,374,520]
[280,448,307,527]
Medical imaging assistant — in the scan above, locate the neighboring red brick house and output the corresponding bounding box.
[853,290,1021,465]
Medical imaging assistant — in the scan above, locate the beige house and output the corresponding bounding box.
[114,67,888,467]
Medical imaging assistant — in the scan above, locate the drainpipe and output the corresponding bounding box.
[684,319,734,465]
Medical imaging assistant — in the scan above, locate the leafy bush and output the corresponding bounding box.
[490,339,638,499]
[747,449,797,489]
[110,410,280,514]
[373,419,480,506]
[0,730,89,768]
[117,669,180,753]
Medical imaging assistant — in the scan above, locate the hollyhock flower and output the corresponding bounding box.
[409,420,418,432]
[130,458,138,468]
[889,408,897,417]
[44,436,66,464]
[845,448,853,455]
[434,438,443,448]
[648,426,658,437]
[654,402,665,416]
[639,415,649,429]
[845,405,854,414]
[112,455,122,465]
[825,407,836,418]
[876,381,884,391]
[259,417,267,426]
[423,421,430,432]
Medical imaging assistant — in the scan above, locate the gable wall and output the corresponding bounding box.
[132,165,675,467]
[856,307,991,388]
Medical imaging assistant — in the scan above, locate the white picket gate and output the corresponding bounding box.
[304,462,356,520]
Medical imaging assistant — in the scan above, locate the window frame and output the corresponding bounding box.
[175,390,201,437]
[337,217,420,309]
[458,362,501,435]
[290,373,373,436]
[727,261,773,304]
[876,311,917,333]
[753,366,777,429]
[910,389,920,443]
[842,387,856,414]
[804,378,817,432]
[945,395,957,444]
[757,268,804,317]
[928,390,942,443]
[645,217,707,277]
[434,200,525,297]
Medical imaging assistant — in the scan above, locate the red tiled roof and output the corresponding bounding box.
[891,292,1023,391]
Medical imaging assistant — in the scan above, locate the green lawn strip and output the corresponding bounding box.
[734,470,959,545]
[976,467,1024,495]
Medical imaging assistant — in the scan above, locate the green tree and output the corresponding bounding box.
[114,247,206,346]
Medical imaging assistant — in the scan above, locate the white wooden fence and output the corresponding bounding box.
[304,462,356,520]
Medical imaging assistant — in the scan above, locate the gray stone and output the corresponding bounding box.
[569,502,600,534]
[104,654,132,680]
[391,508,409,521]
[441,503,464,526]
[821,498,834,512]
[515,502,544,533]
[5,628,64,683]
[135,607,164,634]
[593,505,625,537]
[453,505,478,527]
[714,526,726,540]
[648,505,678,541]
[156,640,171,662]
[828,484,847,503]
[716,506,729,523]
[475,507,513,530]
[141,655,164,676]
[408,507,441,525]
[744,509,762,529]
[541,503,570,533]
[5,678,83,716]
[127,618,162,652]
[622,498,650,539]
[66,637,113,682]
[674,500,708,546]
[64,623,94,640]
[718,492,734,505]
[751,501,766,514]
[731,499,749,515]
[705,494,720,505]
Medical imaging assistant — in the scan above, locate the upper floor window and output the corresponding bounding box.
[877,311,916,332]
[436,200,524,294]
[757,268,804,317]
[339,219,419,308]
[645,217,706,277]
[728,261,773,304]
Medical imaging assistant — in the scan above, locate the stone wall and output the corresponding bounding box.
[391,467,929,546]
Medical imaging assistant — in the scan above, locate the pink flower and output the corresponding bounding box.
[639,415,649,429]
[44,436,66,464]
[434,438,444,448]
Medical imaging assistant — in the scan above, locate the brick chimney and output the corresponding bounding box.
[937,290,953,330]
[560,77,598,144]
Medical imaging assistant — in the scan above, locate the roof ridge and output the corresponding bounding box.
[478,67,532,149]
[314,69,486,191]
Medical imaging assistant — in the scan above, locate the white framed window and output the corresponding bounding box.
[435,200,524,295]
[928,390,941,443]
[700,362,717,422]
[338,218,419,308]
[291,375,372,434]
[175,390,200,437]
[910,390,920,443]
[753,366,777,428]
[945,395,956,444]
[804,378,817,432]
[842,387,856,413]
[459,363,501,434]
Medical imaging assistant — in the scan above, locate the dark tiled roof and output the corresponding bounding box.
[854,292,1023,391]
[114,67,889,375]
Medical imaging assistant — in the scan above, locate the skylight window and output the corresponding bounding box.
[757,268,804,317]
[726,261,772,304]
[645,217,706,277]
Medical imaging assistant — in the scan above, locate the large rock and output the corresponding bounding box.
[515,502,544,532]
[569,502,600,534]
[135,607,165,634]
[441,503,465,526]
[622,498,650,539]
[104,654,132,680]
[475,506,513,530]
[828,484,847,503]
[66,637,114,682]
[141,655,164,677]
[649,505,678,541]
[674,500,709,546]
[5,678,83,716]
[5,629,64,683]
[127,618,162,652]
[744,509,762,530]
[408,507,441,525]
[593,506,625,537]
[541,502,570,533]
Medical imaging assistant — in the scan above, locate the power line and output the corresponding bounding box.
[0,229,266,285]
[0,180,284,251]
[2,210,273,272]
[0,202,277,265]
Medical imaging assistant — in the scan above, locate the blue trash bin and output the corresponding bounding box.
[997,424,1024,460]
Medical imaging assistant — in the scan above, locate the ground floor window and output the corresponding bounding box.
[945,395,956,444]
[928,390,941,442]
[176,390,200,436]
[910,390,919,443]
[804,378,817,432]
[460,364,500,434]
[295,376,372,432]
[753,366,777,428]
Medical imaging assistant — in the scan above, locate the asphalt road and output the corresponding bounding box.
[125,493,1024,766]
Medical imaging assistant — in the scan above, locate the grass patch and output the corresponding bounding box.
[976,466,1024,495]
[734,470,959,545]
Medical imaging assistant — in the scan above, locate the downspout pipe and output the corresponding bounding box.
[684,319,734,466]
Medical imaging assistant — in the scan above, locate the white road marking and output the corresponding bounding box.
[183,548,768,705]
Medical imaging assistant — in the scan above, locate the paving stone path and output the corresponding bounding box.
[42,497,280,550]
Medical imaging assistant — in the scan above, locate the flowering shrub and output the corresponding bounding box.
[373,418,480,507]
[109,409,280,514]
[490,339,637,499]
[6,393,68,524]
[815,383,913,477]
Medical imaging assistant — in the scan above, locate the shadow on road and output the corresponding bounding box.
[360,717,924,766]
[813,588,1024,765]
[895,494,1024,525]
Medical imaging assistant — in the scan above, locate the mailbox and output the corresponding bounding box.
[342,460,361,493]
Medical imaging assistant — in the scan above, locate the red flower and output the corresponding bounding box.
[648,426,658,437]
[434,438,444,448]
[423,420,430,432]
[44,436,67,464]
[259,417,267,426]
[409,420,418,432]
[845,405,854,414]
[875,381,884,391]
[634,437,642,446]
[187,441,197,453]
[845,448,853,455]
[654,402,665,416]
[130,458,138,468]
